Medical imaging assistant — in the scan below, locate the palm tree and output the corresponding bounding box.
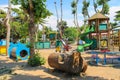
[93,0,98,13]
[71,0,80,45]
[54,1,59,28]
[81,0,90,33]
[114,10,120,23]
[60,0,63,38]
[93,0,110,15]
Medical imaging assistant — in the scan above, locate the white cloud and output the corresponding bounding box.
[0,5,8,12]
[108,6,120,22]
[88,6,120,23]
[45,16,57,30]
[45,15,84,30]
[0,5,20,12]
[65,19,84,27]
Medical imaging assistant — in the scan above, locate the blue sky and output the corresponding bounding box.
[0,0,120,30]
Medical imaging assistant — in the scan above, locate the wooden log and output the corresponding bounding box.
[48,51,87,74]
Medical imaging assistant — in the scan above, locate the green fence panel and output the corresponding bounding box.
[43,41,50,49]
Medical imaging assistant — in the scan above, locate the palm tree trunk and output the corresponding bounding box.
[35,24,39,42]
[93,0,98,13]
[101,4,105,14]
[54,1,59,28]
[76,0,80,45]
[60,0,63,38]
[54,1,60,39]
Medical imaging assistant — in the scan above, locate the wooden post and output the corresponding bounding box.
[107,19,110,50]
[96,19,99,49]
[118,30,120,51]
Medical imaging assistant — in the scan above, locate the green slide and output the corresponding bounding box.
[77,26,94,52]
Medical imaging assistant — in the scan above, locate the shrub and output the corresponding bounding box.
[28,53,46,67]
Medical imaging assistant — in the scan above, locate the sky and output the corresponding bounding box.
[0,0,120,30]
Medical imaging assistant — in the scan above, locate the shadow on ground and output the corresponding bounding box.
[0,58,109,80]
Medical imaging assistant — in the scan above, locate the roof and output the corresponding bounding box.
[88,12,109,21]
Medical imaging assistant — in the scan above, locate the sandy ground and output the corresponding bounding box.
[0,45,120,80]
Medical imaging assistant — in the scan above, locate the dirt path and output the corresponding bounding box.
[0,47,120,80]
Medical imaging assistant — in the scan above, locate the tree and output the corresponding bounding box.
[60,0,63,37]
[64,27,77,43]
[0,9,6,36]
[71,0,80,45]
[81,0,110,22]
[93,0,98,13]
[82,0,90,19]
[93,0,110,15]
[3,0,11,55]
[57,20,68,36]
[82,0,90,33]
[12,0,51,58]
[114,10,120,23]
[54,1,59,28]
[11,8,29,42]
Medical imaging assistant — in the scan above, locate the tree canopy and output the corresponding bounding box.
[11,0,52,57]
[114,10,120,23]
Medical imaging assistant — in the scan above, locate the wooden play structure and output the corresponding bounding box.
[112,27,120,51]
[88,12,110,50]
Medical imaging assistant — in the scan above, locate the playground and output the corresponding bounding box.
[0,12,120,80]
[1,0,120,80]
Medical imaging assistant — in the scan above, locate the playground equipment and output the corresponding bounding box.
[88,12,110,49]
[0,46,6,55]
[77,26,94,52]
[112,27,120,51]
[48,50,87,74]
[60,38,72,52]
[35,41,51,49]
[55,39,62,52]
[90,50,120,65]
[8,42,30,61]
[0,40,7,55]
[55,39,71,52]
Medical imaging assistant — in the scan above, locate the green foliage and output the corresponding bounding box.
[0,9,6,37]
[71,1,77,8]
[114,10,120,23]
[11,0,52,56]
[11,0,52,23]
[101,3,109,14]
[57,20,68,35]
[10,8,29,41]
[82,0,90,18]
[97,0,110,14]
[64,27,77,43]
[28,53,46,67]
[0,9,6,18]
